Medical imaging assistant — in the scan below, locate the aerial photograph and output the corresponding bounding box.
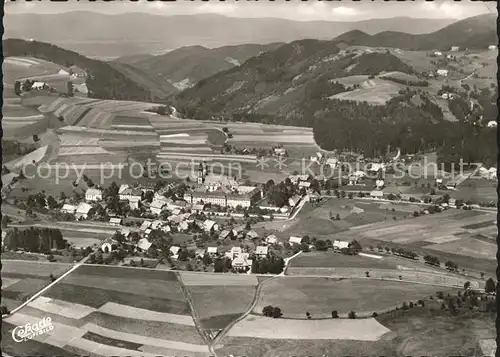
[1,0,497,356]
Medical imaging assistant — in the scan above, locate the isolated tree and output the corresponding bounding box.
[348,311,357,319]
[67,81,74,97]
[262,305,274,317]
[14,81,21,96]
[272,307,282,318]
[331,310,338,318]
[464,281,471,290]
[485,278,496,293]
[306,312,311,319]
[372,312,378,317]
[365,271,370,277]
[0,305,10,315]
[49,274,56,282]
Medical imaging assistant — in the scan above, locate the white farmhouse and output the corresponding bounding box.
[75,202,93,220]
[266,234,278,244]
[109,217,122,226]
[333,240,349,250]
[170,246,181,259]
[137,238,152,252]
[85,188,102,202]
[436,69,448,77]
[255,246,269,257]
[289,236,303,245]
[450,46,460,52]
[150,199,168,216]
[488,45,497,50]
[101,237,117,253]
[61,204,77,215]
[433,51,443,56]
[370,190,384,199]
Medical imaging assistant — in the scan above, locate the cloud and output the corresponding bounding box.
[332,7,358,17]
[419,1,467,19]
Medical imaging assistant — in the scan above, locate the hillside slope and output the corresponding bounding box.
[333,14,497,50]
[4,12,457,58]
[3,39,154,102]
[114,43,283,91]
[173,40,416,120]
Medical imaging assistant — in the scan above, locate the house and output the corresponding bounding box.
[232,256,253,271]
[207,246,218,256]
[288,195,301,207]
[246,230,259,239]
[435,178,443,185]
[172,208,182,216]
[219,230,232,240]
[436,69,448,76]
[119,228,131,238]
[170,246,181,259]
[289,236,303,245]
[449,198,457,207]
[433,51,443,56]
[109,217,122,226]
[58,69,70,76]
[232,226,245,237]
[140,220,152,231]
[119,184,130,194]
[85,188,102,202]
[150,199,167,216]
[144,228,152,237]
[308,192,320,203]
[274,147,287,156]
[119,188,142,203]
[2,231,7,247]
[230,246,242,259]
[255,246,269,257]
[75,202,93,220]
[266,234,278,244]
[450,46,460,52]
[325,158,338,169]
[191,203,205,213]
[161,225,172,233]
[441,92,455,100]
[61,204,77,214]
[69,65,86,78]
[487,120,497,128]
[375,180,385,189]
[195,249,205,258]
[151,220,163,230]
[179,221,190,232]
[370,190,384,199]
[101,237,117,253]
[298,181,311,189]
[31,81,48,90]
[333,240,349,250]
[203,219,219,232]
[488,45,497,50]
[137,238,152,252]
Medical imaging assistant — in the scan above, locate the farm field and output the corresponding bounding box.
[451,179,497,202]
[254,277,457,318]
[218,310,494,357]
[283,199,409,238]
[329,78,403,105]
[325,208,497,274]
[2,264,211,357]
[180,272,258,330]
[1,260,72,311]
[227,314,390,340]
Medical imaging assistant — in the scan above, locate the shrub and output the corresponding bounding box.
[348,311,357,319]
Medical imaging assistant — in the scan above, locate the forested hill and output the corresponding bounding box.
[332,14,497,50]
[3,39,154,101]
[174,39,415,120]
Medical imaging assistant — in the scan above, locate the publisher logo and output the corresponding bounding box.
[12,317,54,343]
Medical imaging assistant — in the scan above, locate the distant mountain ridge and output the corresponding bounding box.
[4,12,457,57]
[332,14,497,50]
[114,43,284,91]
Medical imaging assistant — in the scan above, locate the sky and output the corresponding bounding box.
[5,0,495,22]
